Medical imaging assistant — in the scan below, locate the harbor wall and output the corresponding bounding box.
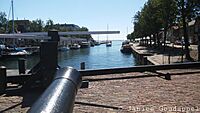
[131,46,154,65]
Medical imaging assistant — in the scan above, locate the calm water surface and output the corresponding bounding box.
[0,40,136,70]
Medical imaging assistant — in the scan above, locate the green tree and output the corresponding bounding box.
[144,0,163,46]
[127,34,132,40]
[160,0,177,50]
[6,21,17,33]
[30,19,44,32]
[44,19,54,31]
[176,0,199,60]
[0,12,7,33]
[132,0,164,46]
[78,27,92,40]
[79,27,89,31]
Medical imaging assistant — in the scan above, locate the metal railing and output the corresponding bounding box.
[28,67,82,113]
[80,62,200,76]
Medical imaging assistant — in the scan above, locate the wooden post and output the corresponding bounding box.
[168,54,170,64]
[198,35,200,61]
[0,66,7,94]
[144,57,148,65]
[39,30,59,87]
[81,81,89,88]
[80,62,85,70]
[18,58,26,74]
[165,73,171,80]
[162,55,164,64]
[181,44,184,63]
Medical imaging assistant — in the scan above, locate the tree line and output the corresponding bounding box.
[129,0,199,60]
[0,12,91,39]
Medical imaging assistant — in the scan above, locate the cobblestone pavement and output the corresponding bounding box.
[0,69,200,113]
[75,69,200,113]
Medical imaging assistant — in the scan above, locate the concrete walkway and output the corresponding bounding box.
[131,43,197,65]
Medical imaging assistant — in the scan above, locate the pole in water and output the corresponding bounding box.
[80,62,85,70]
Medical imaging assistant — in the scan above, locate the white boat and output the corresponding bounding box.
[9,50,29,55]
[94,41,101,46]
[106,24,112,47]
[1,49,31,58]
[69,44,81,49]
[58,46,69,51]
[106,41,112,47]
[120,41,133,53]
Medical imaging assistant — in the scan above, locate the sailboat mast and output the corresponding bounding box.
[106,24,109,41]
[11,0,15,34]
[126,27,128,41]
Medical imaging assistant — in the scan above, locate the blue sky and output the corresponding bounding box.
[0,0,147,40]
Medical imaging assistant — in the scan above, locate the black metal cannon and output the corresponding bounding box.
[28,67,82,113]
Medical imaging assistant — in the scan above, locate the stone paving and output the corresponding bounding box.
[74,69,200,113]
[1,69,200,113]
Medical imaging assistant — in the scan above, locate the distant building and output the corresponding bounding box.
[167,19,199,44]
[15,20,31,33]
[166,25,181,43]
[187,20,197,44]
[1,20,36,46]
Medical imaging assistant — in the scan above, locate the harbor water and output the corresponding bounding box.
[0,40,136,70]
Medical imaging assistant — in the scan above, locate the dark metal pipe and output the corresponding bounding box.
[28,67,82,113]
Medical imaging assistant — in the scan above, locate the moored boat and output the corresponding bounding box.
[1,49,31,58]
[58,46,69,51]
[120,41,133,53]
[106,41,112,47]
[94,41,101,46]
[80,42,90,48]
[69,44,81,49]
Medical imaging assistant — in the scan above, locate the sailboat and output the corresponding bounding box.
[106,24,112,47]
[120,27,133,53]
[1,0,31,58]
[95,35,100,45]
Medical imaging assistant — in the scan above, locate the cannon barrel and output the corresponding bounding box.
[28,67,82,113]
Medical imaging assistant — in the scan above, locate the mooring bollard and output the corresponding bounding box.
[81,81,89,88]
[168,54,170,64]
[165,73,171,80]
[80,62,85,70]
[0,66,7,94]
[144,57,148,65]
[18,58,26,74]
